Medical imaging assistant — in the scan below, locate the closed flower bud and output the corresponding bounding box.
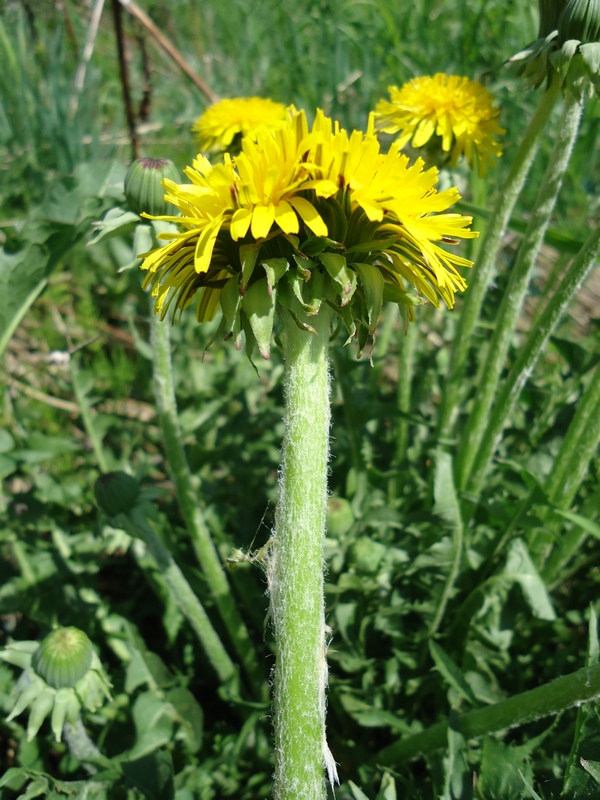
[558,0,600,42]
[94,471,140,517]
[2,628,111,742]
[124,157,180,217]
[33,627,94,689]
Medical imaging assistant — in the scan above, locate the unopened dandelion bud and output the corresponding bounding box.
[94,471,141,517]
[124,157,180,217]
[558,0,600,42]
[33,627,94,689]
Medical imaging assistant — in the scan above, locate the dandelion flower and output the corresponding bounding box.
[192,97,289,154]
[374,74,505,174]
[140,108,478,357]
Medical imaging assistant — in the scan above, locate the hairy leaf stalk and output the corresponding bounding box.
[456,91,584,489]
[270,307,334,800]
[437,76,561,440]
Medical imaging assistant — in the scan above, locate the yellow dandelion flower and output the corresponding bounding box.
[374,74,505,174]
[192,97,289,154]
[140,108,478,357]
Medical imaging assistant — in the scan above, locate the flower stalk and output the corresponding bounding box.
[455,89,585,489]
[436,75,561,440]
[127,505,238,689]
[148,293,261,691]
[269,307,334,800]
[467,224,600,496]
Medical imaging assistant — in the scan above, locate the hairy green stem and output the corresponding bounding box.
[149,301,261,691]
[436,77,561,440]
[128,506,238,688]
[456,92,584,489]
[376,662,600,764]
[467,225,600,496]
[541,365,600,582]
[270,308,334,800]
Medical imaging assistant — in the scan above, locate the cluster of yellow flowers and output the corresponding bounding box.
[140,105,478,356]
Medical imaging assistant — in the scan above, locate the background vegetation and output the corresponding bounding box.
[0,0,599,798]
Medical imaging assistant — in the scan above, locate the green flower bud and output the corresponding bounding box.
[33,627,93,689]
[124,157,180,217]
[558,0,600,42]
[2,628,111,742]
[326,497,354,538]
[94,471,140,517]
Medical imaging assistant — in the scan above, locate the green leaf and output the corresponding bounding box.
[429,641,479,708]
[165,686,203,753]
[242,277,277,360]
[580,758,600,785]
[353,262,384,332]
[87,207,140,245]
[347,781,371,800]
[375,772,397,800]
[128,691,174,759]
[503,539,555,621]
[121,750,175,800]
[553,508,600,540]
[441,721,472,800]
[0,240,49,358]
[478,737,533,800]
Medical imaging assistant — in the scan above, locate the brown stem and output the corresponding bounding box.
[117,0,218,104]
[111,0,139,159]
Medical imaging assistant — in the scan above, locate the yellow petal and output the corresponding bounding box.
[231,207,252,240]
[274,200,299,234]
[251,204,276,239]
[412,117,435,148]
[288,197,328,237]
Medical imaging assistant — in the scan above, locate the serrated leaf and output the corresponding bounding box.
[580,758,600,785]
[429,641,479,708]
[478,737,533,800]
[242,277,276,360]
[441,721,472,800]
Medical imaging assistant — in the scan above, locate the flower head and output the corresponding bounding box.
[1,628,111,742]
[140,108,478,359]
[373,74,505,175]
[192,97,289,154]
